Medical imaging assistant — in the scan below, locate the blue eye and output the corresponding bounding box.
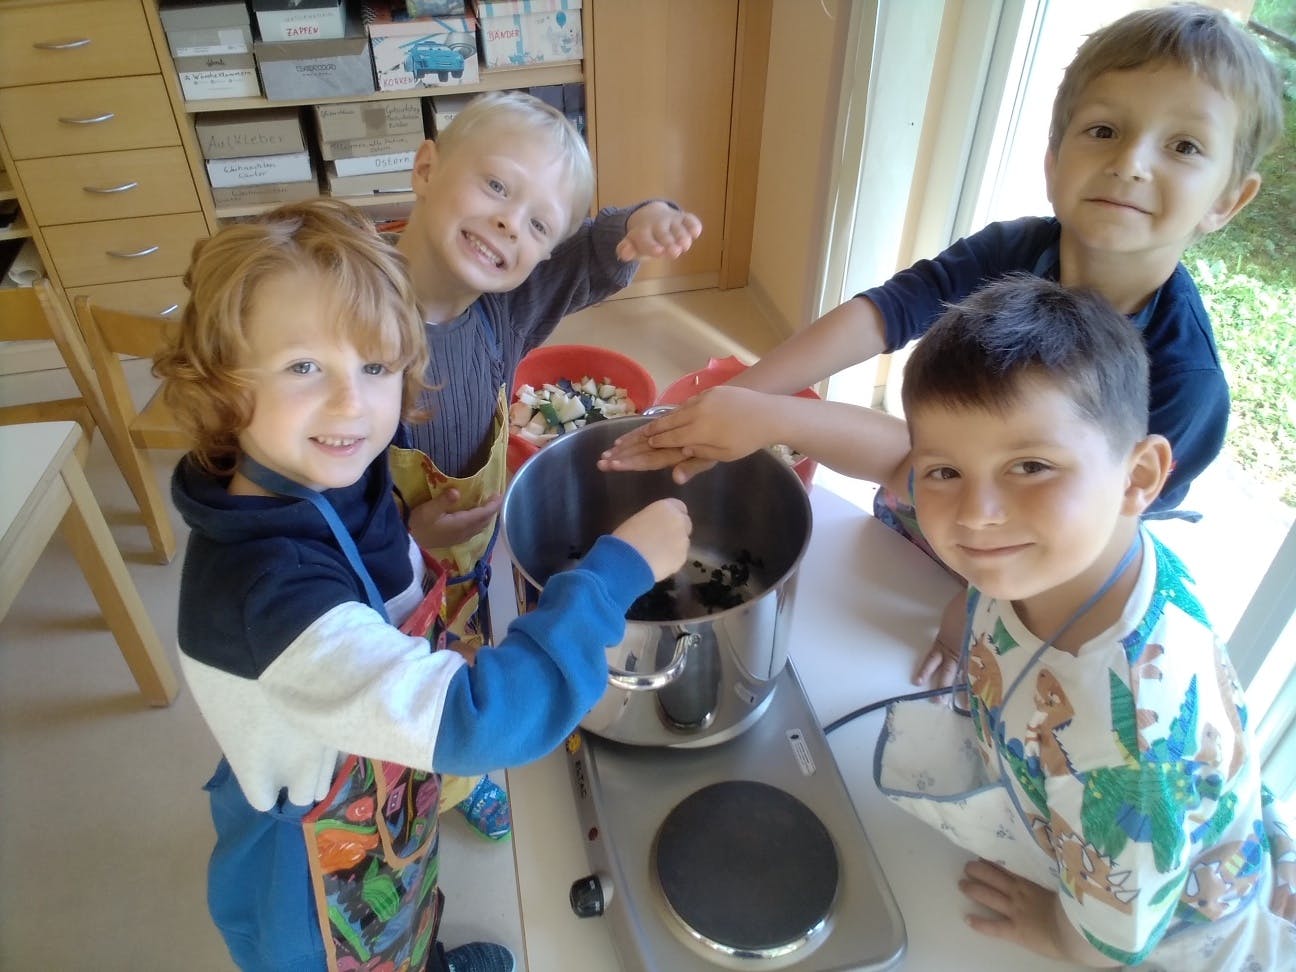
[363,363,390,376]
[487,177,506,194]
[288,361,317,375]
[530,217,550,237]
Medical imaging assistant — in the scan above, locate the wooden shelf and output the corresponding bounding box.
[185,63,582,114]
[0,214,31,241]
[0,171,16,202]
[214,190,416,220]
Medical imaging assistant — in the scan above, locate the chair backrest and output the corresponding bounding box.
[72,295,186,451]
[0,279,106,451]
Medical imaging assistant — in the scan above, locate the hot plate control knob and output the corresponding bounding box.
[569,874,611,917]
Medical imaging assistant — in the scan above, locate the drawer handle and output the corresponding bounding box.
[33,38,92,51]
[84,181,139,195]
[106,244,160,259]
[59,112,115,126]
[159,304,180,317]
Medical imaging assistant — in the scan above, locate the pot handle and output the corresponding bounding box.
[641,404,676,418]
[607,632,697,691]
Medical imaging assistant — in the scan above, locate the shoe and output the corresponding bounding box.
[443,941,517,972]
[455,775,512,841]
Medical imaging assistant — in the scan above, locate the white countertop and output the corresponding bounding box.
[499,482,1085,972]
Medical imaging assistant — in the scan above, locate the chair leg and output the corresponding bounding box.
[98,424,177,564]
[58,456,178,706]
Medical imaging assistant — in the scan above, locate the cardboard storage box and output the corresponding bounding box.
[320,129,425,161]
[407,0,468,14]
[211,181,320,208]
[207,152,314,188]
[430,92,472,133]
[255,33,375,101]
[476,0,581,69]
[315,99,425,141]
[160,1,253,57]
[254,0,347,42]
[196,109,306,160]
[332,150,417,177]
[325,165,414,196]
[175,53,261,101]
[367,12,479,91]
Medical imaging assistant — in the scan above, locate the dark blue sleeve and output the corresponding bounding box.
[431,534,654,773]
[862,217,1061,351]
[1143,266,1229,512]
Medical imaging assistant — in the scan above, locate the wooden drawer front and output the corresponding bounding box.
[0,0,157,88]
[66,277,188,319]
[43,213,207,287]
[17,148,199,226]
[0,77,178,160]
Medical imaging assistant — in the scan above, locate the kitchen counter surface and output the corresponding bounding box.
[499,481,1085,971]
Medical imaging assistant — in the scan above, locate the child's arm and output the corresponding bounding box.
[598,385,913,494]
[431,499,692,774]
[614,201,702,262]
[958,860,1118,967]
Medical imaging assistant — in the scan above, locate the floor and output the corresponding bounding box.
[0,287,786,972]
[2,285,1291,970]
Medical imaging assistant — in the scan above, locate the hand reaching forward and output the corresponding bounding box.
[611,498,692,582]
[598,386,779,483]
[616,201,703,262]
[960,860,1116,966]
[407,489,503,552]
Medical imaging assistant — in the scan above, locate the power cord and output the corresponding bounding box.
[822,685,956,735]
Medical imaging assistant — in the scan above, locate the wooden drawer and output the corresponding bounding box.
[0,0,157,88]
[42,213,207,287]
[17,148,199,226]
[66,276,188,319]
[0,76,178,160]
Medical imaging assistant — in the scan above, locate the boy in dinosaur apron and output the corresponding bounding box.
[390,90,703,837]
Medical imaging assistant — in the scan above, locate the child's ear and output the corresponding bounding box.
[410,139,440,197]
[1198,171,1261,235]
[1121,434,1173,516]
[1043,148,1057,205]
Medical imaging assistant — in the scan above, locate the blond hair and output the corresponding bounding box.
[436,90,594,237]
[154,199,429,474]
[1049,3,1284,188]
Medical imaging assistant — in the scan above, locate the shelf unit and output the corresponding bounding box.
[0,169,32,242]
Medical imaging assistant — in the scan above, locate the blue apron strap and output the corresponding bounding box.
[239,457,390,623]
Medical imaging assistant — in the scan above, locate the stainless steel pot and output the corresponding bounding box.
[502,415,812,747]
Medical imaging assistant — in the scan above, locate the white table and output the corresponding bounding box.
[0,421,177,705]
[500,483,1085,971]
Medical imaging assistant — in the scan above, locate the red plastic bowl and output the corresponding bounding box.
[508,344,658,475]
[655,356,820,489]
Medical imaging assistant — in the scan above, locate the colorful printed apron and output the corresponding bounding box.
[389,385,508,810]
[302,555,453,972]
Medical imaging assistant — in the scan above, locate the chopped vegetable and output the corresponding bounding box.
[510,375,639,444]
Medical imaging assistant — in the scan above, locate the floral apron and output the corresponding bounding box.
[389,384,508,810]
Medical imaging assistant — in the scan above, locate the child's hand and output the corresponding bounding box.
[960,860,1112,965]
[914,590,966,697]
[616,202,703,262]
[408,489,503,552]
[611,498,692,582]
[598,386,776,483]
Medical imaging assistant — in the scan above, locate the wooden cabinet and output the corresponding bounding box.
[0,0,207,327]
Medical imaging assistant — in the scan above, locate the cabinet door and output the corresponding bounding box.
[589,0,738,287]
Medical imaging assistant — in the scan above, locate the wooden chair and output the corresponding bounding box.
[71,295,185,565]
[0,279,102,462]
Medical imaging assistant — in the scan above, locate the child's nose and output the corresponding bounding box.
[1106,137,1153,182]
[955,480,1006,527]
[327,374,363,414]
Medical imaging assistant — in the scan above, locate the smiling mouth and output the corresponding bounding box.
[313,435,363,449]
[1088,197,1150,215]
[462,230,506,269]
[958,542,1031,558]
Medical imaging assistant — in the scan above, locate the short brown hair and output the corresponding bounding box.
[155,199,429,473]
[1049,3,1284,188]
[902,275,1149,456]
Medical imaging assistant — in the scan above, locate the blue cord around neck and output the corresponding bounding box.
[238,457,390,623]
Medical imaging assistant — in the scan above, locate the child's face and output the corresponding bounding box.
[909,380,1138,607]
[411,127,573,297]
[234,271,403,493]
[1045,62,1256,262]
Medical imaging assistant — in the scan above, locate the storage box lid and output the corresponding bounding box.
[160,1,251,30]
[254,33,371,61]
[253,0,344,10]
[475,0,581,16]
[174,52,258,72]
